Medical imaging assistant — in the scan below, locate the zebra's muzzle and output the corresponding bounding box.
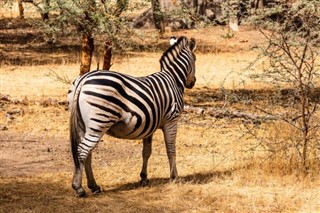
[186,77,196,89]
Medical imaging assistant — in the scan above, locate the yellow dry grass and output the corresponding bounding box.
[0,51,267,99]
[1,172,319,212]
[1,51,320,212]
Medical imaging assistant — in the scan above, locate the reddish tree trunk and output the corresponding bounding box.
[101,0,128,70]
[79,33,94,76]
[17,0,24,19]
[103,40,112,70]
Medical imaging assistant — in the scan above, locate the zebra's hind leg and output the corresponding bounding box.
[140,135,153,186]
[85,153,102,194]
[72,163,87,197]
[72,132,103,197]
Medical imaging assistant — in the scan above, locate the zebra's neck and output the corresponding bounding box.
[159,41,189,90]
[146,70,184,92]
[161,67,186,91]
[144,71,184,123]
[144,71,184,106]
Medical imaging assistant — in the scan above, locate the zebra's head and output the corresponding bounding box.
[161,36,197,89]
[185,38,197,89]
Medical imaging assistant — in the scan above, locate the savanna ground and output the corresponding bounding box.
[1,6,320,213]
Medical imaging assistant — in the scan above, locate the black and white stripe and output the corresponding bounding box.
[69,36,197,197]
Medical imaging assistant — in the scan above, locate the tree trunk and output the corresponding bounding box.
[102,40,112,70]
[194,0,207,16]
[17,0,24,19]
[100,0,127,70]
[41,0,50,20]
[80,33,94,76]
[151,0,165,34]
[255,0,266,9]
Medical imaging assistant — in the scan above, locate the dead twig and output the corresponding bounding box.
[184,105,278,123]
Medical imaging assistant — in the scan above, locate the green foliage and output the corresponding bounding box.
[167,4,199,28]
[33,0,145,53]
[220,0,240,23]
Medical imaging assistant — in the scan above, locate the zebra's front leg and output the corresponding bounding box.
[167,149,178,181]
[162,121,179,181]
[140,135,153,186]
[84,153,102,194]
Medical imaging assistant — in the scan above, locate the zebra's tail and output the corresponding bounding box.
[69,94,84,170]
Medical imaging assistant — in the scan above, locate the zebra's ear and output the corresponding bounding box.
[170,36,177,46]
[189,38,196,52]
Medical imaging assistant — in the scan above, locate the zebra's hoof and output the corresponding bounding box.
[170,177,179,183]
[91,186,102,195]
[73,184,87,198]
[76,189,87,198]
[140,178,149,187]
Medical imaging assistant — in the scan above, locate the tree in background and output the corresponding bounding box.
[250,0,320,174]
[17,0,24,18]
[251,0,266,9]
[151,0,165,34]
[5,0,146,75]
[14,0,50,20]
[41,0,132,75]
[101,0,128,70]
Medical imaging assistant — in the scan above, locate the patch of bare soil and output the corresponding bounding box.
[0,130,142,177]
[0,132,69,177]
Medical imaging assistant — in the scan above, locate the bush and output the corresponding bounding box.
[249,0,320,174]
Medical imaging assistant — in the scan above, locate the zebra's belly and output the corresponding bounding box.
[106,115,153,140]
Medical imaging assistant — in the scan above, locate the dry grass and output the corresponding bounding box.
[1,172,319,213]
[0,50,267,100]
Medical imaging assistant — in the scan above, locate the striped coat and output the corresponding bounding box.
[69,36,196,197]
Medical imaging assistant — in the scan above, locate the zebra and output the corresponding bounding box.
[68,36,197,197]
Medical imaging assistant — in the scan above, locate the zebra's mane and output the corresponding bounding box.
[160,36,188,72]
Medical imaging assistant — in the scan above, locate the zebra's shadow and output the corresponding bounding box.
[104,169,233,193]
